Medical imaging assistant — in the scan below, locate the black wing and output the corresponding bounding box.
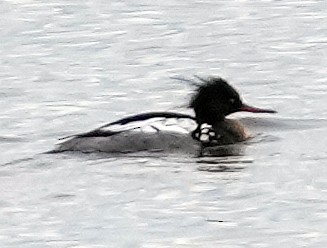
[59,111,196,140]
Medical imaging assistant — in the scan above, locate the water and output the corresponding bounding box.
[1,0,327,247]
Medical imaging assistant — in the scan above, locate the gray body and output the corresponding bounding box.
[53,131,201,154]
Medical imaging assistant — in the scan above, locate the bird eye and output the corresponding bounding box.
[229,98,236,104]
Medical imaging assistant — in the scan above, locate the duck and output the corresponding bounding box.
[51,76,276,154]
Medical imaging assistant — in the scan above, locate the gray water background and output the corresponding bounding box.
[0,0,327,247]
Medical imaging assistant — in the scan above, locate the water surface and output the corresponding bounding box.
[1,0,327,247]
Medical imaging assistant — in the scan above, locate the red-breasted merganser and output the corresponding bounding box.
[51,76,276,154]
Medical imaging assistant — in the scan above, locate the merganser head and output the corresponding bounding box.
[190,77,276,126]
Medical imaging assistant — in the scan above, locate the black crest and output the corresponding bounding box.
[190,77,243,125]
